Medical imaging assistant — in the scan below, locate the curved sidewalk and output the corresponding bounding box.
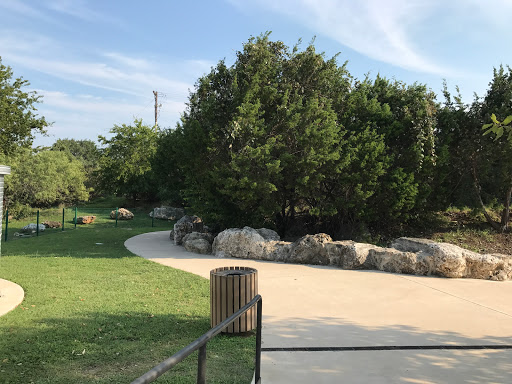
[126,231,512,383]
[0,278,24,317]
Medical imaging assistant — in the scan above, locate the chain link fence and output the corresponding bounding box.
[2,207,175,241]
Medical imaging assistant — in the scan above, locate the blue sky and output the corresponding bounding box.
[1,0,511,147]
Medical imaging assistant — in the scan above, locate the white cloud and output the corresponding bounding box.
[229,0,451,75]
[32,90,186,146]
[0,0,54,22]
[103,52,152,70]
[44,0,124,26]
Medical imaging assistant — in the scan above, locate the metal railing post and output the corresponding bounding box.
[152,211,154,228]
[197,344,207,384]
[74,207,77,229]
[4,209,8,242]
[36,210,40,236]
[255,298,262,384]
[115,207,118,227]
[62,208,65,231]
[131,294,262,384]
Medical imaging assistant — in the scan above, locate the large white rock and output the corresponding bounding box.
[211,232,512,281]
[325,241,382,269]
[212,227,267,259]
[287,234,332,265]
[20,223,45,234]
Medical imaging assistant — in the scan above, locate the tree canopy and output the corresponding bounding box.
[97,119,158,201]
[0,57,49,156]
[154,34,438,236]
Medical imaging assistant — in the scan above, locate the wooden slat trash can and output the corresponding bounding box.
[210,266,258,333]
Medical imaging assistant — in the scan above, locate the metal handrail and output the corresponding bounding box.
[131,294,263,384]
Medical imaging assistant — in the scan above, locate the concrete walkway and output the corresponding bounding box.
[125,231,512,383]
[0,278,24,317]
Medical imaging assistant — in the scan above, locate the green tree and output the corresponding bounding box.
[97,119,158,201]
[436,66,512,232]
[4,148,89,210]
[335,76,437,228]
[0,57,49,156]
[51,138,101,191]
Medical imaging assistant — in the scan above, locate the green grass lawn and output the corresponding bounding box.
[0,215,255,383]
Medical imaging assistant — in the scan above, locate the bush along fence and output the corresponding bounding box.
[2,207,176,241]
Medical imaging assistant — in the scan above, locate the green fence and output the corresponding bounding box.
[2,207,175,242]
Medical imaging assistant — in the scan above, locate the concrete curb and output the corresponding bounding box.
[0,278,24,317]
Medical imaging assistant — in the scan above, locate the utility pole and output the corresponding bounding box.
[153,90,158,130]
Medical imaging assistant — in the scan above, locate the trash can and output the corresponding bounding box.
[210,266,258,333]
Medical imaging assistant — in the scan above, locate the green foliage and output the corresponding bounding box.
[3,148,89,209]
[435,66,512,232]
[51,138,101,191]
[152,34,437,235]
[337,76,437,225]
[98,119,158,201]
[0,57,49,156]
[483,113,512,141]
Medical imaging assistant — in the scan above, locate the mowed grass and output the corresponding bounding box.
[0,216,255,383]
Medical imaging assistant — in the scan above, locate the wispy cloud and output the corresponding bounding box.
[0,0,54,23]
[44,0,124,26]
[229,0,451,75]
[103,52,152,70]
[33,90,186,144]
[0,32,192,98]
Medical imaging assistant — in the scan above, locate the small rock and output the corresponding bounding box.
[184,239,212,254]
[43,220,61,229]
[76,216,96,224]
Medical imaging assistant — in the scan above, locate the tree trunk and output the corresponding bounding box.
[500,182,512,232]
[471,159,502,232]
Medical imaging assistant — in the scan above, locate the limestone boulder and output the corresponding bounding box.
[325,241,382,269]
[369,248,433,275]
[391,237,487,278]
[183,231,214,245]
[212,227,267,259]
[20,223,45,233]
[391,237,437,254]
[150,206,185,221]
[255,228,280,241]
[184,239,212,254]
[287,234,332,265]
[174,215,204,245]
[110,208,133,220]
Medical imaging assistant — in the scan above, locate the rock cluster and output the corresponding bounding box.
[173,215,205,245]
[150,206,185,221]
[211,228,512,281]
[110,208,133,220]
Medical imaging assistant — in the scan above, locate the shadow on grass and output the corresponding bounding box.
[0,311,255,384]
